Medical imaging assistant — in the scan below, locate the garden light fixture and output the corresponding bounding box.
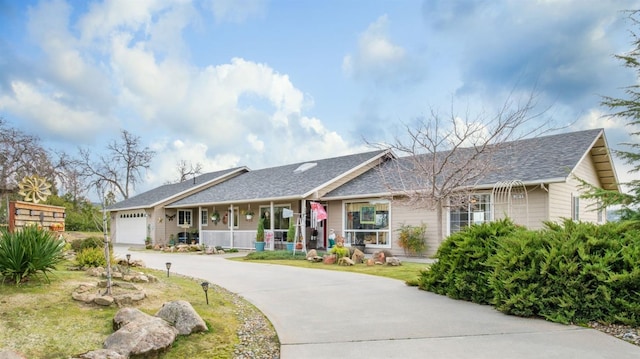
[166,262,172,277]
[201,281,209,305]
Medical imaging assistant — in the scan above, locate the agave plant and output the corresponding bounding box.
[0,226,65,285]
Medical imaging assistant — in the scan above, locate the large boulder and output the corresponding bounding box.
[104,315,178,358]
[155,300,208,335]
[112,308,153,331]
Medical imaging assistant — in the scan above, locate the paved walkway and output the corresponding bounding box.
[114,246,640,359]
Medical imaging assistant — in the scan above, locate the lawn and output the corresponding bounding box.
[0,261,261,359]
[0,241,428,358]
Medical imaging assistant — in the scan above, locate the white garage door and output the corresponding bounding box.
[115,211,147,245]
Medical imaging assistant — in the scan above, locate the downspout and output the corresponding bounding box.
[540,183,549,223]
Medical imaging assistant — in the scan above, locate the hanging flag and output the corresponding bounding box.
[311,202,327,221]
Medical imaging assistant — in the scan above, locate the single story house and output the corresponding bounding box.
[108,128,619,256]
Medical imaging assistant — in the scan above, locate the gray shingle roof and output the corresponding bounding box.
[108,167,246,210]
[323,129,605,198]
[168,150,387,206]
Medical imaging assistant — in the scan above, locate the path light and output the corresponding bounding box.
[166,262,172,277]
[201,281,209,305]
[126,253,131,274]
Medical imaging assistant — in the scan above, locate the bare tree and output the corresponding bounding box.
[75,130,155,200]
[373,93,553,241]
[176,160,203,182]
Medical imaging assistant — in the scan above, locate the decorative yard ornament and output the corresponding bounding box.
[17,175,52,203]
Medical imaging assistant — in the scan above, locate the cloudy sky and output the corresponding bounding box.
[1,0,638,199]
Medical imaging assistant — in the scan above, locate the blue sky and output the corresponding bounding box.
[0,0,638,198]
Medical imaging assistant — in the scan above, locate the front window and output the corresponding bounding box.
[178,209,192,227]
[344,200,390,247]
[449,194,492,233]
[259,205,291,230]
[201,209,208,226]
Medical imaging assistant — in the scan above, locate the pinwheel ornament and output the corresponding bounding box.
[17,175,52,204]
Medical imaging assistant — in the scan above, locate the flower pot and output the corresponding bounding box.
[246,214,253,220]
[255,241,266,252]
[286,242,294,252]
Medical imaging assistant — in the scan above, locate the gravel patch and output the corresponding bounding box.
[590,322,640,346]
[227,290,280,359]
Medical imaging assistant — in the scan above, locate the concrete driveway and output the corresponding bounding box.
[114,246,640,359]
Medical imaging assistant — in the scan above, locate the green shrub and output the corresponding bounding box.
[0,226,65,284]
[490,219,640,325]
[418,218,523,304]
[330,246,350,259]
[76,247,108,267]
[397,223,427,256]
[70,236,110,253]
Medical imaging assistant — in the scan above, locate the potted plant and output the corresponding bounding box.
[255,218,266,251]
[286,220,295,252]
[211,209,220,225]
[246,209,255,220]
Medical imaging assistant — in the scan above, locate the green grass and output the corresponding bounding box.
[0,261,258,358]
[236,250,430,284]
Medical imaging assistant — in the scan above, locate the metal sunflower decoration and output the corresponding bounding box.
[17,175,52,204]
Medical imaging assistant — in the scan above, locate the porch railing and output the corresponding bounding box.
[201,230,256,250]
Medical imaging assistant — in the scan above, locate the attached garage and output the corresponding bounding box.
[114,211,147,245]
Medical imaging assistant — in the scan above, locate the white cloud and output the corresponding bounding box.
[342,15,421,86]
[0,81,111,141]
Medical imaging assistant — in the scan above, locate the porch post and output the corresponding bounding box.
[229,204,234,248]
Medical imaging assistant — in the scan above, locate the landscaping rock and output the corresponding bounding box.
[113,291,147,307]
[155,300,207,335]
[322,254,336,264]
[337,257,355,266]
[113,308,154,331]
[94,295,115,306]
[385,257,401,266]
[306,249,318,259]
[74,349,125,359]
[104,316,178,358]
[351,248,365,263]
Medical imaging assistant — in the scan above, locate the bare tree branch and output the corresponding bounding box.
[74,130,155,200]
[368,91,558,240]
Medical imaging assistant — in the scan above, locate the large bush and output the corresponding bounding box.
[0,226,65,284]
[418,218,523,304]
[490,220,640,325]
[419,218,640,326]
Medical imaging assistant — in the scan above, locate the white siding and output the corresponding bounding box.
[390,199,440,257]
[548,154,602,224]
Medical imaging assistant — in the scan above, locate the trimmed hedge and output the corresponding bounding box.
[419,219,640,326]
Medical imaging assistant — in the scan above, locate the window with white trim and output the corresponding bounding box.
[344,200,390,248]
[201,209,208,226]
[449,194,492,233]
[178,209,192,227]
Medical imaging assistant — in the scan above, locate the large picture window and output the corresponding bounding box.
[344,200,390,248]
[259,205,291,230]
[449,194,492,233]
